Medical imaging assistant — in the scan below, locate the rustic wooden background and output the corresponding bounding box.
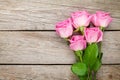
[0,0,120,80]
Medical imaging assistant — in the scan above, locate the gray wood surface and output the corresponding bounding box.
[0,0,120,80]
[0,65,119,80]
[0,31,119,64]
[0,0,119,30]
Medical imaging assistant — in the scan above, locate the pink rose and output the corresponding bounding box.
[55,18,73,38]
[71,11,91,28]
[91,11,112,27]
[84,27,103,43]
[69,35,86,51]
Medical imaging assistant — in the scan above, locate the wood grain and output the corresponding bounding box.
[0,0,119,79]
[0,31,119,64]
[0,0,119,30]
[0,65,119,80]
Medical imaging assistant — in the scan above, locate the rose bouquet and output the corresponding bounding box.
[55,11,112,80]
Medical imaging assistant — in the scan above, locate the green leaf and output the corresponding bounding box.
[71,62,87,76]
[83,43,99,69]
[93,59,102,72]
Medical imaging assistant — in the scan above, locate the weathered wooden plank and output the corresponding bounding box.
[0,65,119,80]
[0,31,119,64]
[0,0,119,30]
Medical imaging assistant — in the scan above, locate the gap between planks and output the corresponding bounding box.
[0,64,119,65]
[0,30,119,32]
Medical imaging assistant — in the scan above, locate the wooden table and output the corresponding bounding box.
[0,0,119,80]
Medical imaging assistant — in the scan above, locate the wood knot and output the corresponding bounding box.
[109,75,113,79]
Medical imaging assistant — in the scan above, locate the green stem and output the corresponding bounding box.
[74,53,80,62]
[79,51,83,62]
[79,26,84,35]
[94,72,97,80]
[74,50,83,62]
[87,67,90,80]
[80,54,83,62]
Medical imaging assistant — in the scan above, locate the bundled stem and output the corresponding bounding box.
[72,43,102,80]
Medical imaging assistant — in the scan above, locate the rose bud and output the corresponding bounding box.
[55,18,73,38]
[69,35,86,51]
[71,11,91,29]
[84,27,103,43]
[91,11,112,28]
